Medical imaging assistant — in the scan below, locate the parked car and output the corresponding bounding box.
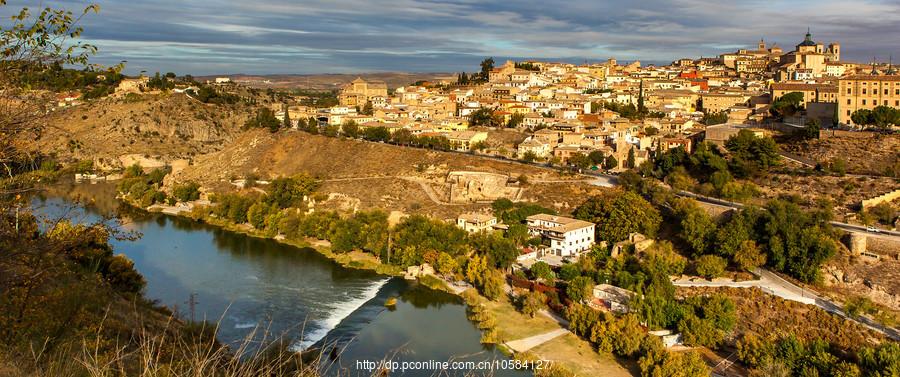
[866,226,880,233]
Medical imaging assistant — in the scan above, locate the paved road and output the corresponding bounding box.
[675,268,900,341]
[505,328,569,353]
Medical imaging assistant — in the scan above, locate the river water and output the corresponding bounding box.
[33,181,526,376]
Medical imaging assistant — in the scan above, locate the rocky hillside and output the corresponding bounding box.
[172,130,606,218]
[33,92,252,169]
[782,132,900,176]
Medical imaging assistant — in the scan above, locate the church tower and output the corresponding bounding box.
[828,43,841,62]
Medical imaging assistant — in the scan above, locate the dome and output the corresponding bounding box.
[798,30,817,47]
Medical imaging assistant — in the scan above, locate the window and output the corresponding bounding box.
[863,89,867,94]
[847,99,851,105]
[847,88,852,94]
[896,100,899,106]
[862,99,867,105]
[895,89,899,95]
[847,110,851,115]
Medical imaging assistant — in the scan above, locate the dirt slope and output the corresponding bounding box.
[34,93,251,167]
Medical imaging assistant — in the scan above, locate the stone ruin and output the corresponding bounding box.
[446,171,522,203]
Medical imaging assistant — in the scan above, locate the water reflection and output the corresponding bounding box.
[34,181,527,376]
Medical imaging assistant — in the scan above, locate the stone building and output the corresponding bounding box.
[838,75,900,124]
[339,78,388,107]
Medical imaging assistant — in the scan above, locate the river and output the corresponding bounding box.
[33,181,527,376]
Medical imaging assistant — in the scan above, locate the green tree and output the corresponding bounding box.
[482,269,505,301]
[265,175,319,209]
[530,261,555,281]
[341,120,360,138]
[673,198,716,257]
[851,108,873,126]
[468,106,502,127]
[507,113,524,128]
[857,342,899,376]
[245,107,281,133]
[761,200,836,283]
[247,202,274,230]
[733,240,766,271]
[694,255,726,279]
[519,291,546,318]
[566,276,594,303]
[573,191,662,243]
[568,152,592,169]
[521,150,538,162]
[643,241,687,276]
[604,155,618,170]
[361,100,374,115]
[362,126,391,142]
[565,303,601,337]
[435,252,459,275]
[558,263,582,281]
[701,110,729,125]
[172,181,201,202]
[322,124,339,137]
[627,147,636,169]
[725,130,780,177]
[640,349,710,377]
[283,106,292,128]
[465,254,488,287]
[802,118,820,139]
[770,92,804,118]
[479,57,495,81]
[470,232,518,270]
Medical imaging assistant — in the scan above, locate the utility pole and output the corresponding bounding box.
[186,293,198,323]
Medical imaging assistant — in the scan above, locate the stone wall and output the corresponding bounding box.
[818,129,880,140]
[861,188,900,209]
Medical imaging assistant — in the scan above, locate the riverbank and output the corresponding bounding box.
[418,272,636,376]
[119,194,635,376]
[134,199,405,277]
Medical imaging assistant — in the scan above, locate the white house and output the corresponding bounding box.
[517,136,552,159]
[525,214,595,257]
[649,330,684,348]
[456,213,498,233]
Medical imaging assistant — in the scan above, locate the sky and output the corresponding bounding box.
[3,0,900,75]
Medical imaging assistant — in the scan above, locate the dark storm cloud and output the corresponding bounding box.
[2,0,899,75]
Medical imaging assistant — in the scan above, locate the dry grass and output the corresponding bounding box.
[676,286,887,351]
[527,333,636,377]
[781,133,900,176]
[3,313,326,377]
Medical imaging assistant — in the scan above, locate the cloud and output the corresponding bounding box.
[1,0,898,75]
